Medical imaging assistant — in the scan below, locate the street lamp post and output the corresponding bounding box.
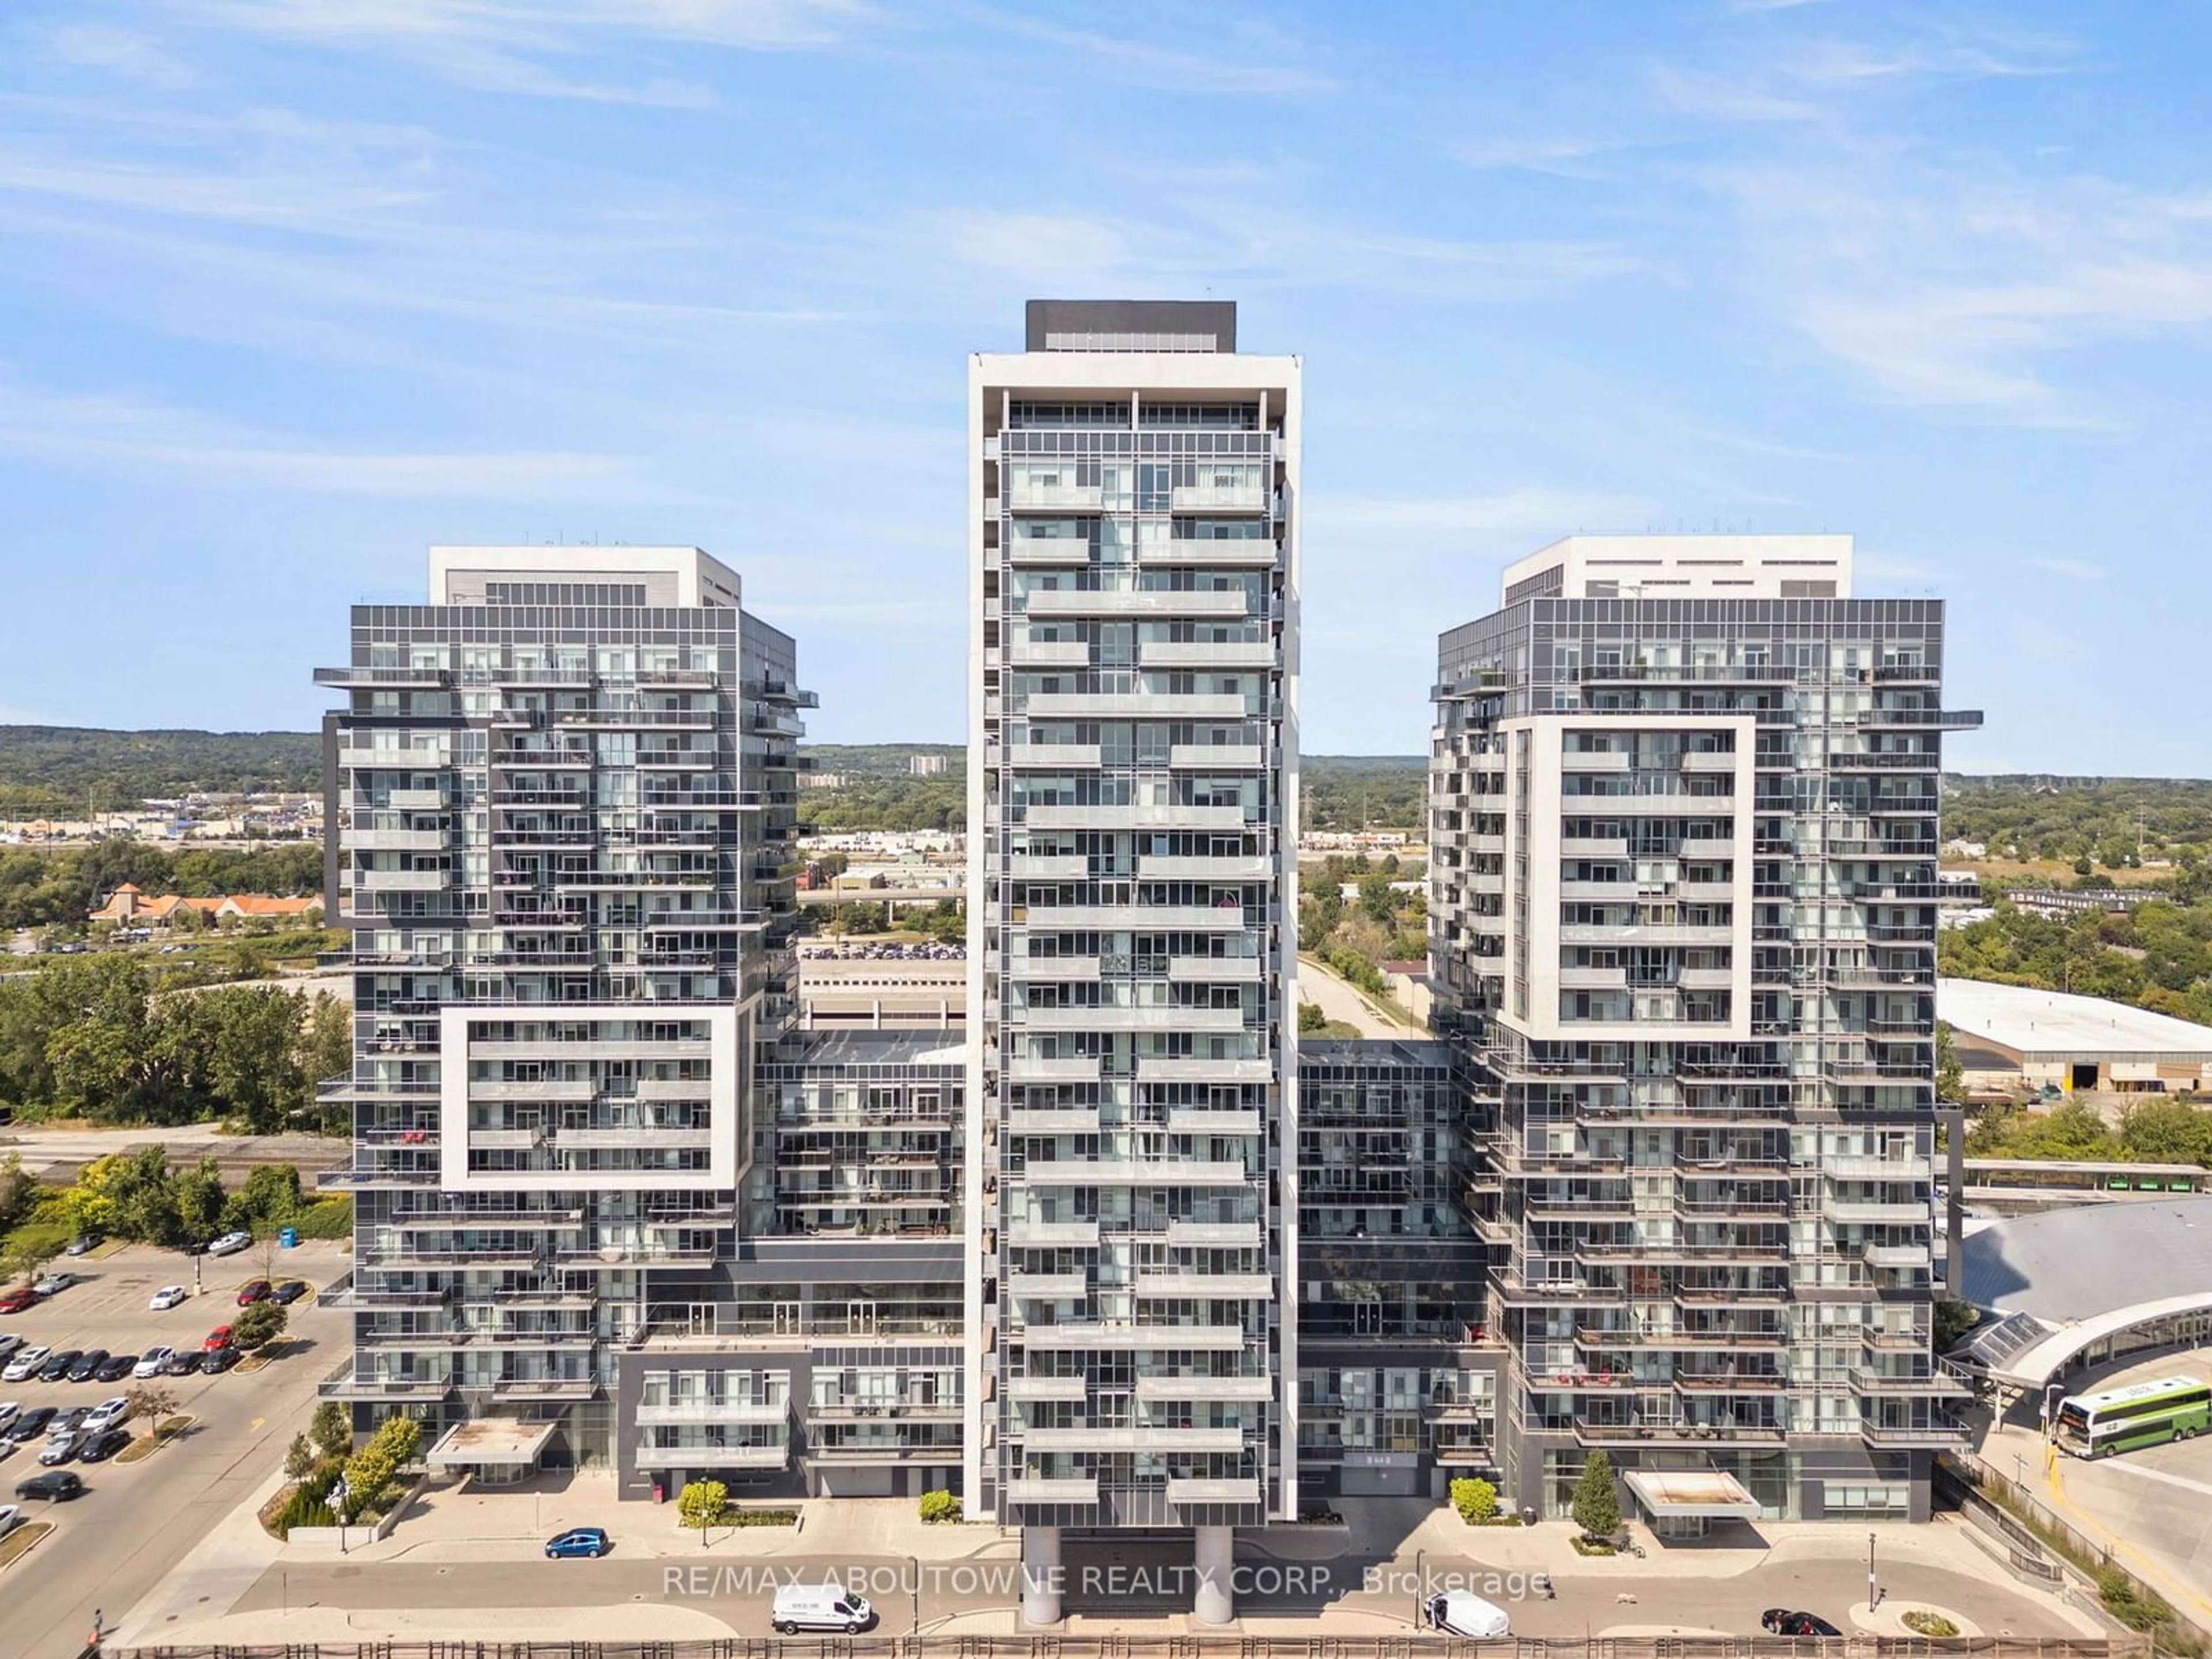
[910,1554,921,1634]
[1414,1548,1425,1629]
[1866,1531,1877,1612]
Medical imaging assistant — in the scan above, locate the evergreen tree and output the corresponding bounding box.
[1570,1450,1623,1541]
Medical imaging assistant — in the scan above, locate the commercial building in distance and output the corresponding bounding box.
[1430,533,1983,1527]
[966,301,1300,1621]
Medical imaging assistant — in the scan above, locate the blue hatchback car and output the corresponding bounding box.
[544,1527,611,1560]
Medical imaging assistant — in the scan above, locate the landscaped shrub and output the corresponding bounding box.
[678,1479,729,1529]
[2097,1567,2172,1633]
[1450,1477,1498,1524]
[918,1488,962,1524]
[1902,1612,1960,1638]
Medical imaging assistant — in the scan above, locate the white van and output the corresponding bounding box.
[771,1583,874,1634]
[1428,1591,1512,1638]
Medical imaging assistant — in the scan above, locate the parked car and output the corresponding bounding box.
[201,1345,242,1374]
[3,1347,52,1384]
[0,1335,20,1361]
[0,1403,15,1431]
[270,1281,310,1305]
[1763,1611,1843,1638]
[0,1291,37,1317]
[135,1348,176,1378]
[63,1234,99,1257]
[161,1351,204,1378]
[15,1470,84,1501]
[94,1354,137,1383]
[206,1232,252,1257]
[0,1502,20,1539]
[48,1407,89,1437]
[30,1272,74,1297]
[83,1398,130,1435]
[65,1349,109,1384]
[75,1428,130,1464]
[202,1326,233,1352]
[5,1408,56,1445]
[544,1527,612,1560]
[37,1351,81,1384]
[149,1285,188,1311]
[37,1432,81,1467]
[770,1583,872,1634]
[236,1280,271,1306]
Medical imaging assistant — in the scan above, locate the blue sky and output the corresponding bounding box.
[1,1,2208,771]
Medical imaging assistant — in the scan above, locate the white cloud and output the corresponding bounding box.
[176,0,861,101]
[44,24,196,88]
[1649,63,1823,123]
[1710,161,2212,422]
[1855,554,1940,585]
[1305,488,1650,537]
[2012,621,2085,662]
[963,9,1336,96]
[0,370,627,500]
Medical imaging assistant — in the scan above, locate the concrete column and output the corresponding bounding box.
[1020,1525,1063,1626]
[1192,1525,1235,1625]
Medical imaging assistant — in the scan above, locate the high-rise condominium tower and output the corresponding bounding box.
[967,302,1300,1622]
[1431,535,1979,1527]
[317,546,805,1468]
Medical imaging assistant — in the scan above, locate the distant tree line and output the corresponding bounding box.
[1944,776,2212,868]
[0,841,323,931]
[1967,1096,2212,1167]
[0,955,352,1131]
[0,725,320,817]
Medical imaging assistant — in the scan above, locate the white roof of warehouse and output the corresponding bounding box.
[1938,978,2212,1061]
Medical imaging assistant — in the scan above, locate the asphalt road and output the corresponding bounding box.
[0,1244,350,1658]
[228,1535,2076,1640]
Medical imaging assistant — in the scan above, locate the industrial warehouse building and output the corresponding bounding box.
[1939,978,2212,1095]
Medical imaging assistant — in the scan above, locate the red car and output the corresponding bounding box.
[202,1325,234,1352]
[0,1290,37,1316]
[236,1280,271,1306]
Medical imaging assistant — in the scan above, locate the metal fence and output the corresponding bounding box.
[109,1636,2155,1659]
[1937,1452,2208,1654]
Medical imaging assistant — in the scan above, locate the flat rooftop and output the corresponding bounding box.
[1939,978,2212,1060]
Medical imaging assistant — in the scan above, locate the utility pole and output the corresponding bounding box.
[1867,1531,1877,1612]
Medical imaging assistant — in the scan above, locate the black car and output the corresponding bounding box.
[66,1349,109,1383]
[161,1350,204,1377]
[270,1281,310,1305]
[93,1353,137,1382]
[1762,1610,1843,1638]
[16,1470,84,1501]
[36,1350,81,1384]
[5,1407,55,1444]
[75,1428,130,1463]
[200,1345,242,1374]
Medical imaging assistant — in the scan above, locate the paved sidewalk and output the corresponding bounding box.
[335,1474,1020,1565]
[109,1467,293,1651]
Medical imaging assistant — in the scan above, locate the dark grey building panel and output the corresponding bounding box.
[1024,298,1237,353]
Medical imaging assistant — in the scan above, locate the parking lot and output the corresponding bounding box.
[0,1240,351,1654]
